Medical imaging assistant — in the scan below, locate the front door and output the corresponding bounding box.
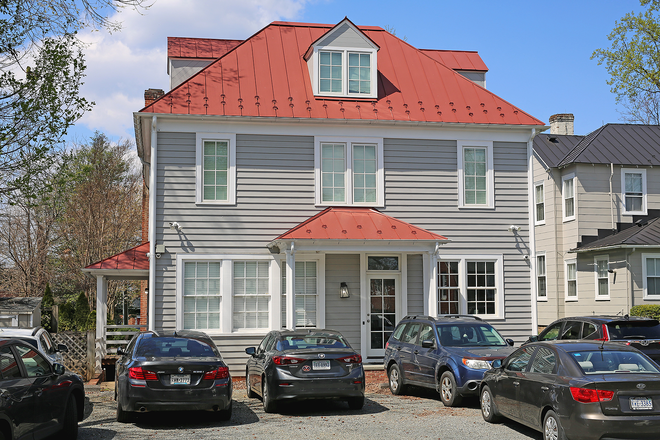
[366,275,398,358]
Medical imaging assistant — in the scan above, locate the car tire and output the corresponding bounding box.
[59,395,78,439]
[116,399,130,423]
[480,386,501,423]
[262,379,277,413]
[347,396,364,410]
[218,400,232,421]
[439,371,463,407]
[388,364,406,395]
[543,410,566,440]
[246,370,256,398]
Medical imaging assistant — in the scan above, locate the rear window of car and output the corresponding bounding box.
[135,337,217,357]
[277,335,350,350]
[438,324,507,346]
[571,350,660,374]
[606,321,660,340]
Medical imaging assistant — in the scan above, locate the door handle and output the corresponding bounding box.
[396,346,402,351]
[413,350,419,355]
[367,319,370,323]
[513,381,520,387]
[35,390,43,397]
[541,386,549,391]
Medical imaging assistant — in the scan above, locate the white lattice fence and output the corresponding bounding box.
[52,330,94,380]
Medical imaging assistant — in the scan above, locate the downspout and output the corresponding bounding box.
[610,163,614,231]
[148,116,157,331]
[527,128,539,334]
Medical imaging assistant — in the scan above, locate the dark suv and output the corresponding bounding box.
[527,315,660,365]
[383,315,515,407]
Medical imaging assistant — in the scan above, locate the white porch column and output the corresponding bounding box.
[425,248,439,316]
[284,243,296,329]
[95,275,108,374]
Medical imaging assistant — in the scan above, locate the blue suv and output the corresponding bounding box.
[383,315,515,406]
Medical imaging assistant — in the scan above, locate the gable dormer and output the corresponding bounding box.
[304,18,379,99]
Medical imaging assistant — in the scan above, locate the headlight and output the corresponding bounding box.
[462,358,491,370]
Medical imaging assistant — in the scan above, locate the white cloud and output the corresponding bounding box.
[74,0,308,141]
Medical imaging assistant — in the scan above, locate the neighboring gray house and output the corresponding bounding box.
[0,297,42,327]
[533,115,660,328]
[127,18,545,371]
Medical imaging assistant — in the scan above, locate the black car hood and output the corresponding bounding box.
[444,346,516,359]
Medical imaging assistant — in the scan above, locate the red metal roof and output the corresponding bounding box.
[84,242,150,271]
[419,50,488,72]
[168,37,242,59]
[275,207,448,241]
[143,21,542,126]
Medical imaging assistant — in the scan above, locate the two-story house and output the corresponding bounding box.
[533,114,660,329]
[90,18,546,372]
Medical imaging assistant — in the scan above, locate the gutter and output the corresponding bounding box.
[527,128,539,334]
[570,244,660,253]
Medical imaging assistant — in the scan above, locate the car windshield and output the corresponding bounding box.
[606,321,660,340]
[437,324,507,347]
[571,350,660,374]
[135,337,217,357]
[277,335,350,350]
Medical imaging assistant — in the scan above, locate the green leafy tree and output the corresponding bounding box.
[592,0,660,124]
[41,283,54,331]
[74,291,92,330]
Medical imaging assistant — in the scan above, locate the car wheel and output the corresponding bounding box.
[347,396,364,410]
[543,410,566,440]
[218,400,232,421]
[480,386,501,423]
[116,398,130,423]
[262,378,276,413]
[388,364,406,395]
[59,395,78,439]
[246,370,256,398]
[439,371,463,407]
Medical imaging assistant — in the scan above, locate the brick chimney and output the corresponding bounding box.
[144,88,165,107]
[549,113,574,135]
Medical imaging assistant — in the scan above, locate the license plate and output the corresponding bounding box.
[630,397,653,410]
[170,374,190,385]
[312,360,331,370]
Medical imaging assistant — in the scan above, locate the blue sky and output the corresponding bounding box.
[69,0,647,146]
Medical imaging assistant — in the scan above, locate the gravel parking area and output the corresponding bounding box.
[78,374,540,440]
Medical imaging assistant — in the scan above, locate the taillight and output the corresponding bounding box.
[273,356,306,365]
[203,366,229,380]
[595,324,610,341]
[385,341,389,350]
[338,354,362,364]
[128,367,158,381]
[570,387,614,403]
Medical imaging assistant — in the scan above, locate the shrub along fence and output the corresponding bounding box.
[630,305,660,320]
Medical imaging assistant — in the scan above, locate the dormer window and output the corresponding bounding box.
[306,18,379,99]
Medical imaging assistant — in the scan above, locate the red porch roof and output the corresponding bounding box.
[143,20,542,126]
[84,242,150,271]
[274,207,448,241]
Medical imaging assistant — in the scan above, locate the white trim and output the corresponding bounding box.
[314,136,384,207]
[536,253,547,301]
[594,255,610,301]
[642,253,660,300]
[435,254,504,319]
[565,258,578,302]
[534,181,545,226]
[562,173,576,222]
[457,140,494,209]
[148,116,157,331]
[621,168,647,215]
[195,132,236,205]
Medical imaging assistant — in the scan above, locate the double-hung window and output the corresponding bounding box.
[595,256,609,300]
[457,140,494,208]
[565,259,577,301]
[643,254,660,299]
[622,168,646,215]
[233,261,270,330]
[315,137,383,206]
[313,48,377,98]
[562,174,576,221]
[196,133,236,205]
[281,261,318,328]
[182,261,222,331]
[438,261,460,314]
[535,182,545,225]
[537,255,547,299]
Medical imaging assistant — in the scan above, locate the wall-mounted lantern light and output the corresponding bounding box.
[340,282,350,298]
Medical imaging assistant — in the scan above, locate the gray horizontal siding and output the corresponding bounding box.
[407,254,424,315]
[325,255,362,351]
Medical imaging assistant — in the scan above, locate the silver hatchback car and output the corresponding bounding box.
[0,327,68,364]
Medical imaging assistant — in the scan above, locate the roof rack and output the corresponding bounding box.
[435,314,483,321]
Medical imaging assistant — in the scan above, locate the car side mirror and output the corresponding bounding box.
[506,339,515,346]
[116,347,126,356]
[491,359,502,369]
[421,340,434,349]
[53,363,65,375]
[245,347,256,356]
[528,335,538,343]
[57,344,69,353]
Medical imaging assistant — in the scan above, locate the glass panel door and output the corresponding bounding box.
[367,276,397,357]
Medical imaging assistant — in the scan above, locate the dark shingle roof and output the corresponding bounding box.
[572,217,660,252]
[533,124,660,168]
[0,297,42,313]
